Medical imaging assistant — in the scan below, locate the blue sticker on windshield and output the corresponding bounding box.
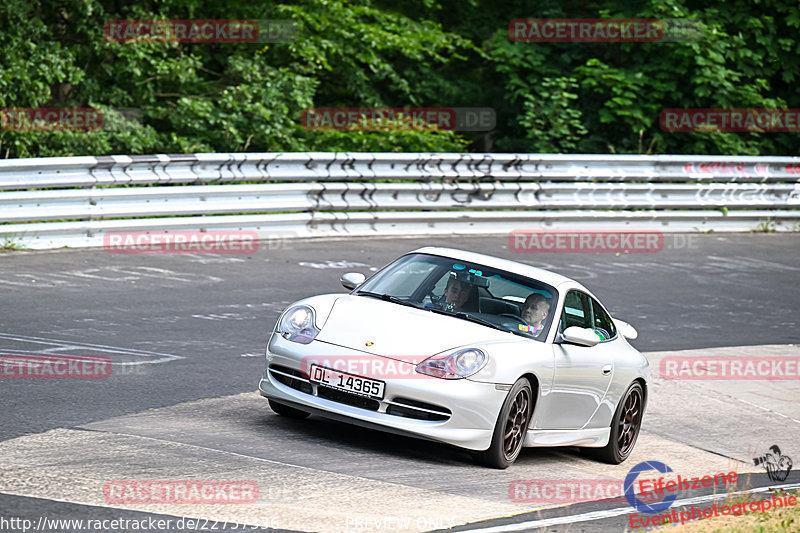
[452,264,466,270]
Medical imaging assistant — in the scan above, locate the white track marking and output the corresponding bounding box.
[0,332,184,365]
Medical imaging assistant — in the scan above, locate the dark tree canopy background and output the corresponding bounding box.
[0,0,798,158]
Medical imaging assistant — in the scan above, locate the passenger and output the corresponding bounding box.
[521,293,550,335]
[440,275,479,313]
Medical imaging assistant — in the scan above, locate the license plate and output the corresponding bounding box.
[309,364,385,400]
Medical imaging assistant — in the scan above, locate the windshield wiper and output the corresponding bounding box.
[355,291,421,309]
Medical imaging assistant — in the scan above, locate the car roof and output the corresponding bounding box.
[408,247,578,289]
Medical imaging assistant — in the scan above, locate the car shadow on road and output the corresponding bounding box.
[252,410,479,466]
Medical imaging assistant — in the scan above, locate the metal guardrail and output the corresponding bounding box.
[1,153,799,249]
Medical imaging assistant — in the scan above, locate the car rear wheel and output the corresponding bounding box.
[477,378,532,469]
[584,381,643,464]
[268,399,310,419]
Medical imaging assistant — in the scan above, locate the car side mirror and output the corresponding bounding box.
[340,272,366,290]
[558,326,600,347]
[615,320,638,340]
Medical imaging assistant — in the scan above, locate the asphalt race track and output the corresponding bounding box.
[1,234,799,533]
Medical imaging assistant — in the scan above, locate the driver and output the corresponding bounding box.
[521,293,549,335]
[440,274,479,313]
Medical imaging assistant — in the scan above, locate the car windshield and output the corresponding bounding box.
[355,253,558,341]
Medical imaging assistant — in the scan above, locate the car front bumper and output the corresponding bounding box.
[258,333,509,451]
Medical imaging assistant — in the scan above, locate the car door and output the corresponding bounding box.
[539,290,616,429]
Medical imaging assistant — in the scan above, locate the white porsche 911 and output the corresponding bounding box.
[258,247,649,468]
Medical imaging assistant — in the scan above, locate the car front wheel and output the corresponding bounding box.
[477,378,532,469]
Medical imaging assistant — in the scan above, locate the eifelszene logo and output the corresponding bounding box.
[624,461,677,513]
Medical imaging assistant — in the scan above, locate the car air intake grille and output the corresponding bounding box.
[317,386,380,411]
[386,397,451,421]
[269,365,313,394]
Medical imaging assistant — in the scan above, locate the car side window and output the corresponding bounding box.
[560,290,592,331]
[590,298,617,341]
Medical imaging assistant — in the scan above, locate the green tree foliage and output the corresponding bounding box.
[0,0,473,157]
[0,0,797,157]
[478,0,800,154]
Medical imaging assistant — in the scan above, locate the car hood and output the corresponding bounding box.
[315,295,513,362]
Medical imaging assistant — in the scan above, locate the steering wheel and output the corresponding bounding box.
[499,313,528,325]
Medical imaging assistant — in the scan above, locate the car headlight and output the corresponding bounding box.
[415,348,487,379]
[278,305,320,344]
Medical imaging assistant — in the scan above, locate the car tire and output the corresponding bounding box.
[583,381,643,464]
[268,399,310,419]
[477,378,532,469]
